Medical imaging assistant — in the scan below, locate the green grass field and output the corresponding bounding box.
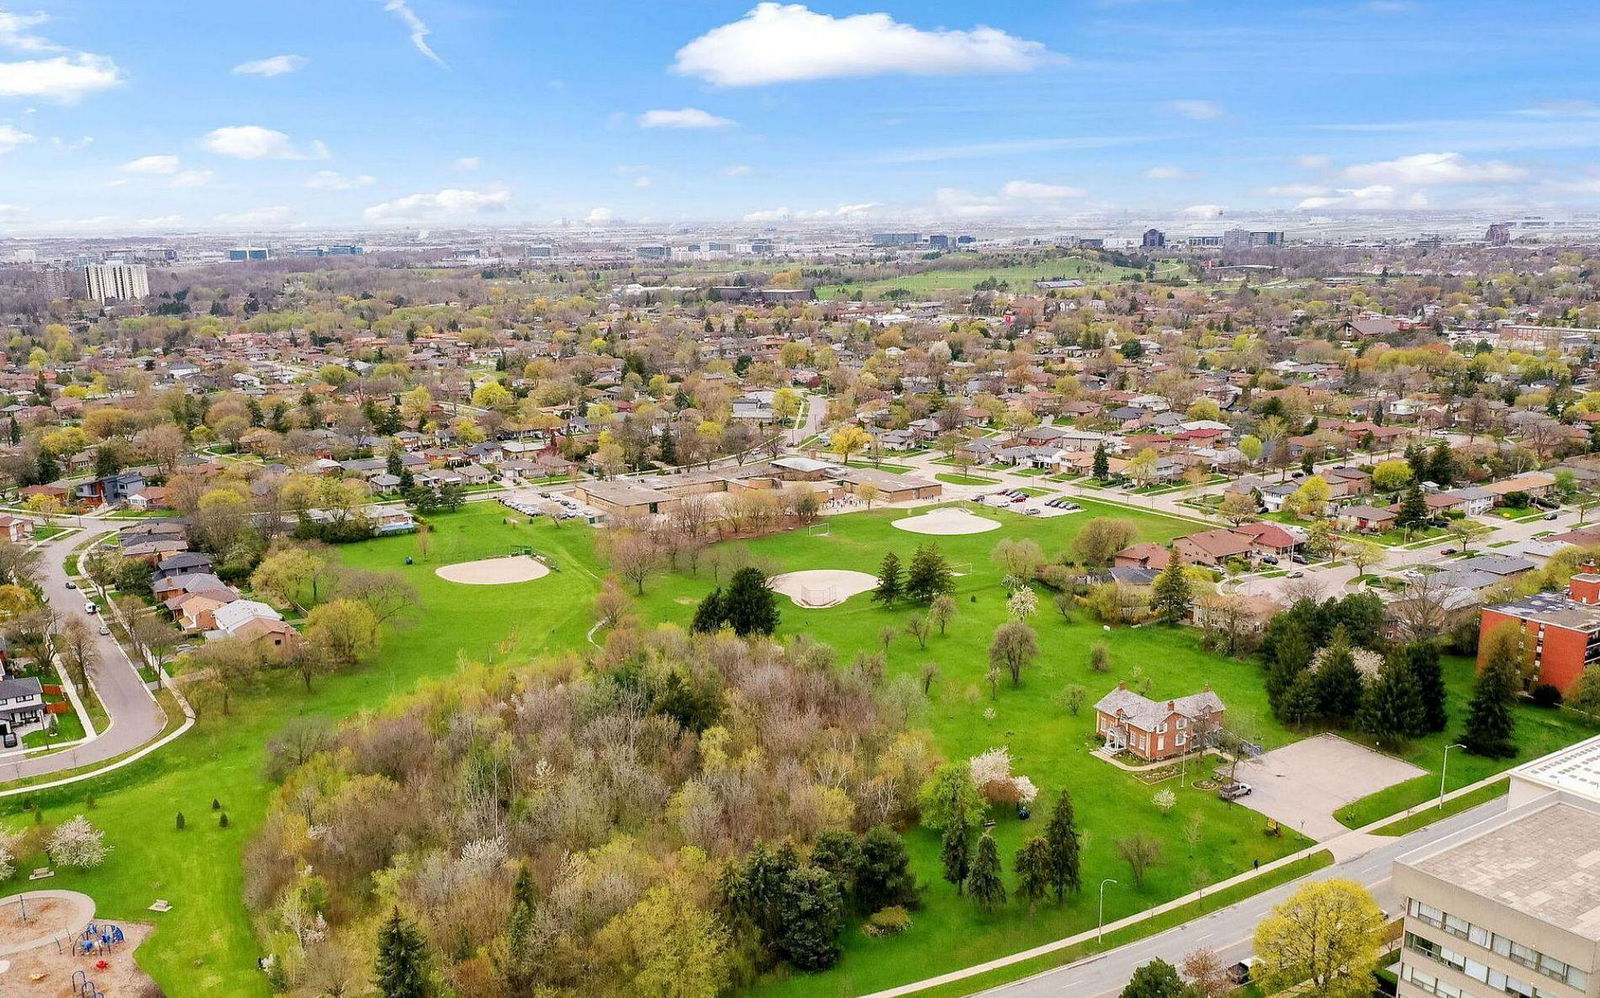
[816,255,1145,300]
[933,472,999,486]
[1,498,1588,998]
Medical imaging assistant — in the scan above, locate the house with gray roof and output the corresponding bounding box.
[1093,681,1225,762]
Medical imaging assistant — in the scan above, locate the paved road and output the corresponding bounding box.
[2,519,165,783]
[977,799,1503,998]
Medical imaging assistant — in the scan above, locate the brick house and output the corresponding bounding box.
[1477,573,1600,693]
[1093,682,1226,762]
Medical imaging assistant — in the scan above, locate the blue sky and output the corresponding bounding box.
[1,0,1599,232]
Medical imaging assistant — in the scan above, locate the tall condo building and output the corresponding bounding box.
[83,262,150,302]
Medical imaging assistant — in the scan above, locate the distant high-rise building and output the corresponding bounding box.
[228,247,270,261]
[1142,228,1166,248]
[83,262,149,302]
[927,234,951,249]
[748,239,775,254]
[1486,223,1512,246]
[526,245,554,258]
[871,232,920,246]
[1249,230,1286,247]
[956,234,976,245]
[635,244,671,260]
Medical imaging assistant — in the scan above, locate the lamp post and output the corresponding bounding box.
[1098,878,1119,943]
[1440,742,1465,809]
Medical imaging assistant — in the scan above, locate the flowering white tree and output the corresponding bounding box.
[969,747,1039,805]
[0,828,18,881]
[1006,587,1039,620]
[47,815,110,868]
[1153,788,1177,815]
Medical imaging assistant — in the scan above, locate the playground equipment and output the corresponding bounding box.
[71,968,107,997]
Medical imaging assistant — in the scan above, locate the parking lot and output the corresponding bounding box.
[1228,733,1427,840]
[977,490,1083,518]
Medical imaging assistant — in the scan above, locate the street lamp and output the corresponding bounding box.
[1098,878,1119,942]
[1440,742,1465,809]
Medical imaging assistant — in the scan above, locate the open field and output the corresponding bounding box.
[816,255,1147,300]
[1,498,1589,998]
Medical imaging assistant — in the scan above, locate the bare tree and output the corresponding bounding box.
[604,530,660,595]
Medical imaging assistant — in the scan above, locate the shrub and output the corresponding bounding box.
[1531,683,1563,708]
[862,906,912,937]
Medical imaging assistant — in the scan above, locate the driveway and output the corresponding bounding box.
[1229,733,1426,840]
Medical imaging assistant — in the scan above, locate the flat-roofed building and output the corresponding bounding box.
[1395,733,1600,998]
[571,479,678,515]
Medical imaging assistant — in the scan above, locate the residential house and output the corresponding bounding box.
[1174,528,1257,567]
[1339,504,1399,533]
[1093,681,1226,762]
[0,515,34,542]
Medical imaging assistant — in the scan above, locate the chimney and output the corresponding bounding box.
[1167,700,1176,711]
[1116,680,1127,690]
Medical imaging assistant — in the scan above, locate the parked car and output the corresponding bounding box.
[1218,781,1253,800]
[84,602,97,614]
[1287,570,1305,579]
[1260,555,1278,565]
[64,580,76,589]
[98,624,110,636]
[1545,511,1560,520]
[1440,547,1457,555]
[1291,553,1309,564]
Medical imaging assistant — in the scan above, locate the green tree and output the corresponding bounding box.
[722,567,779,636]
[1462,625,1521,758]
[940,821,972,895]
[929,593,957,636]
[965,831,1007,912]
[778,866,844,971]
[1313,626,1365,723]
[918,763,984,832]
[1044,789,1082,900]
[856,826,916,913]
[374,908,431,998]
[1092,442,1110,480]
[1150,554,1192,624]
[1120,958,1194,998]
[873,551,903,606]
[1254,880,1384,998]
[1014,837,1053,914]
[691,586,725,633]
[1406,641,1449,733]
[905,543,955,602]
[1356,650,1426,748]
[1397,484,1429,532]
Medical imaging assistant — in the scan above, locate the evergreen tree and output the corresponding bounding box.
[1282,670,1322,725]
[721,843,800,953]
[873,551,903,606]
[905,543,955,603]
[1266,622,1312,715]
[965,832,1007,912]
[809,830,861,901]
[1314,626,1366,723]
[658,424,678,466]
[1356,650,1426,747]
[1043,789,1082,901]
[1120,958,1192,998]
[721,568,779,636]
[1462,655,1519,758]
[856,826,916,913]
[777,866,844,971]
[1397,484,1429,531]
[1407,641,1449,733]
[1427,441,1455,486]
[1014,836,1053,914]
[374,908,430,998]
[940,821,972,895]
[503,866,537,990]
[1092,442,1109,481]
[691,587,725,633]
[1150,554,1192,624]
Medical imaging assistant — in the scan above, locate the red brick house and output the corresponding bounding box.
[1113,542,1172,571]
[1477,573,1600,693]
[1093,682,1226,762]
[1173,528,1256,567]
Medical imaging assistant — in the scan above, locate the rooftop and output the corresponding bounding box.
[1511,734,1600,802]
[1407,799,1600,940]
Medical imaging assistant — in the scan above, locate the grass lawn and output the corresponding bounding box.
[0,506,607,998]
[1335,665,1593,829]
[1370,779,1510,837]
[846,459,915,474]
[628,501,1314,998]
[933,472,999,486]
[815,255,1143,300]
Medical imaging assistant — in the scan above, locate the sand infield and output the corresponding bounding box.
[434,555,552,585]
[891,507,1001,535]
[768,569,879,608]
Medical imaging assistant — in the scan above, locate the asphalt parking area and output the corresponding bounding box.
[1227,733,1426,840]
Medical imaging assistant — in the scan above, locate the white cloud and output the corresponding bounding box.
[134,215,184,228]
[363,187,511,223]
[1262,183,1333,198]
[1296,153,1332,169]
[633,175,655,188]
[306,170,376,190]
[120,154,180,174]
[0,123,32,153]
[169,169,213,188]
[233,55,307,77]
[0,203,26,222]
[584,206,614,224]
[1181,203,1227,218]
[201,125,329,160]
[1552,176,1600,195]
[1516,100,1600,119]
[377,0,445,66]
[51,135,92,151]
[1141,165,1186,180]
[1168,99,1222,120]
[673,2,1058,86]
[876,135,1145,164]
[0,54,120,101]
[0,10,55,52]
[721,163,752,177]
[1342,152,1526,186]
[999,179,1086,199]
[215,205,293,226]
[743,201,882,222]
[454,156,480,170]
[638,107,734,129]
[1296,185,1428,210]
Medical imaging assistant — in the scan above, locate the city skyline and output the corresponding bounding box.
[2,0,1600,233]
